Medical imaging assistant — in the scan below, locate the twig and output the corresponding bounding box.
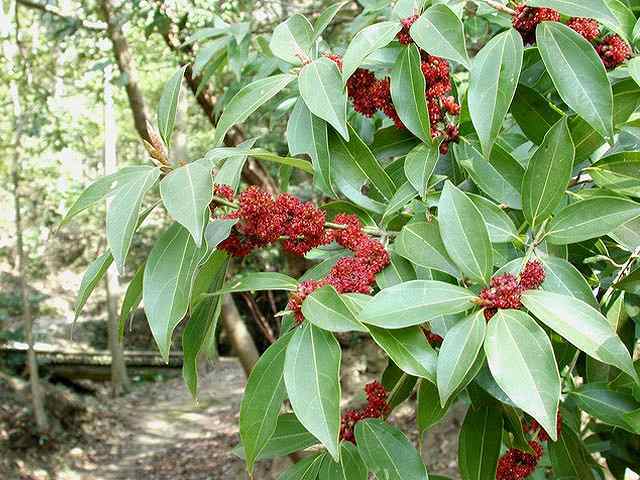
[241,293,276,344]
[478,0,516,15]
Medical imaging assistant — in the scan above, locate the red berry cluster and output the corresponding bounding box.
[512,4,633,69]
[396,15,419,45]
[286,213,390,324]
[523,412,563,442]
[340,381,390,443]
[496,441,544,480]
[327,42,461,155]
[512,4,560,45]
[479,260,545,320]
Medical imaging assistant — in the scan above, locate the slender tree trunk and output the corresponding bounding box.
[10,79,49,432]
[220,294,259,375]
[103,64,130,396]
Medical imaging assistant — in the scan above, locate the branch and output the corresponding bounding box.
[17,0,107,31]
[478,0,516,15]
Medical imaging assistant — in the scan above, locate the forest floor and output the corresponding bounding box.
[1,354,463,480]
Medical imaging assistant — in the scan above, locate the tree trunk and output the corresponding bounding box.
[220,294,259,375]
[103,64,130,396]
[10,81,49,433]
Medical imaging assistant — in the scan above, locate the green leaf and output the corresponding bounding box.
[467,194,519,244]
[410,4,471,69]
[299,58,349,141]
[302,285,368,332]
[390,44,432,143]
[203,218,238,251]
[269,14,314,64]
[212,272,299,295]
[241,331,294,473]
[382,182,417,224]
[312,1,349,42]
[437,311,486,406]
[521,290,638,381]
[394,221,460,277]
[157,65,187,147]
[118,263,144,340]
[527,0,620,37]
[319,442,368,480]
[468,29,523,157]
[629,57,640,88]
[417,380,449,432]
[569,115,605,162]
[143,224,209,360]
[458,406,503,480]
[548,426,597,480]
[382,361,419,410]
[212,74,296,147]
[74,251,113,320]
[404,142,440,199]
[454,141,524,210]
[355,419,428,480]
[279,453,326,480]
[485,309,560,440]
[377,252,416,290]
[511,85,563,144]
[210,139,258,192]
[284,323,341,460]
[586,152,640,198]
[521,117,574,230]
[342,21,403,81]
[368,325,437,381]
[192,37,229,77]
[106,166,161,272]
[359,280,476,328]
[569,383,640,433]
[439,181,493,284]
[233,414,318,461]
[546,197,640,244]
[160,157,214,247]
[536,22,614,142]
[287,98,335,195]
[611,215,640,251]
[328,126,396,212]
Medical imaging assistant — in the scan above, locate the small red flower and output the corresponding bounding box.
[524,412,563,442]
[566,17,600,42]
[596,34,632,69]
[480,273,523,320]
[397,15,418,45]
[442,96,461,115]
[347,68,379,117]
[496,441,544,480]
[519,259,545,290]
[340,381,390,443]
[287,279,326,325]
[513,4,560,45]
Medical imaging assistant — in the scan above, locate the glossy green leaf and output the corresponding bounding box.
[417,380,449,432]
[302,285,368,332]
[521,117,574,230]
[376,252,416,289]
[536,22,614,141]
[454,141,524,209]
[212,74,296,146]
[299,57,349,141]
[394,221,460,277]
[203,218,238,251]
[570,382,640,433]
[382,361,419,410]
[143,224,209,360]
[74,251,113,320]
[192,37,229,77]
[468,29,523,157]
[157,65,187,147]
[359,280,476,328]
[279,453,325,480]
[319,442,368,480]
[211,139,258,192]
[391,44,432,143]
[355,419,428,480]
[342,21,402,82]
[521,290,638,381]
[467,194,519,244]
[511,85,563,144]
[368,325,437,381]
[160,157,214,247]
[458,406,503,480]
[439,181,493,284]
[284,323,341,460]
[629,57,640,88]
[269,14,314,64]
[485,309,561,440]
[546,197,640,244]
[438,311,486,406]
[410,4,470,69]
[213,272,298,295]
[404,141,440,199]
[382,181,417,223]
[548,426,597,480]
[313,2,349,41]
[118,263,144,340]
[586,152,640,198]
[241,331,294,473]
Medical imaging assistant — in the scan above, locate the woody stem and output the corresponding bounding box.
[479,0,517,15]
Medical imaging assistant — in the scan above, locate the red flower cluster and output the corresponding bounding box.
[524,412,563,442]
[512,4,560,45]
[480,260,545,320]
[566,17,600,42]
[397,15,419,45]
[286,213,390,324]
[340,381,390,443]
[328,47,460,155]
[596,34,633,69]
[496,441,544,480]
